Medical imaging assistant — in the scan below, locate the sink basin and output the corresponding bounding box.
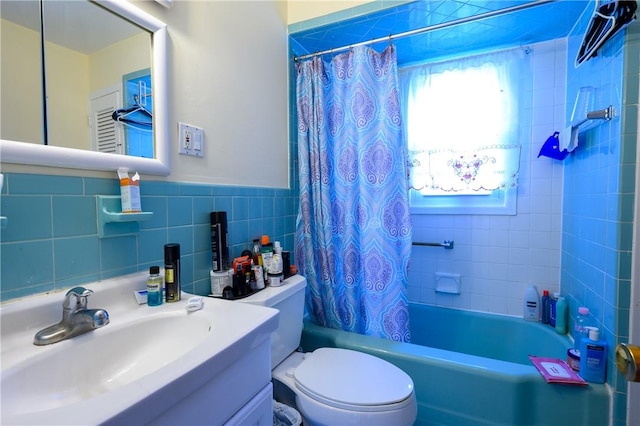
[1,272,279,425]
[4,312,212,415]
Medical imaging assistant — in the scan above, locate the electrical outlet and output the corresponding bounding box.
[178,122,204,157]
[184,131,192,149]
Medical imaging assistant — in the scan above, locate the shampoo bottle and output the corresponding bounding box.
[549,292,559,327]
[555,295,568,334]
[541,290,550,324]
[579,326,607,383]
[523,285,540,321]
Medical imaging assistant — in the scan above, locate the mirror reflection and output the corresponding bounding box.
[1,1,42,145]
[1,0,153,158]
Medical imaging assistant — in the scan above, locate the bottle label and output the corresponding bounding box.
[165,268,174,283]
[211,223,222,271]
[587,343,603,350]
[586,344,605,367]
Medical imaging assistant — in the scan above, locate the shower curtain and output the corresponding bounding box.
[295,45,412,342]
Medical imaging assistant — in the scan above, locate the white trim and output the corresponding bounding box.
[628,84,640,426]
[409,187,517,215]
[0,0,170,176]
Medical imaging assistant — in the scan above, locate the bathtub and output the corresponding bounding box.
[300,303,610,426]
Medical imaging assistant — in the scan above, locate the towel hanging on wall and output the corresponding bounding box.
[576,0,638,66]
[538,132,570,160]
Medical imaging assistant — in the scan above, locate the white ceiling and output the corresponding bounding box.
[1,0,147,54]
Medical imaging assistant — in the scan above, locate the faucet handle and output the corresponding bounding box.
[63,287,94,310]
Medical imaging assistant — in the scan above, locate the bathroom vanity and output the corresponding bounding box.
[0,272,278,425]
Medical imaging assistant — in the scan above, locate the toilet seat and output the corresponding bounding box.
[292,348,415,412]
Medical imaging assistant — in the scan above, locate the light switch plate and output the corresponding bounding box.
[178,122,204,157]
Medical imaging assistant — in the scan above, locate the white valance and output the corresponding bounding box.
[409,144,521,192]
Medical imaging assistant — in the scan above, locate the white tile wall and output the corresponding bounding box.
[408,39,567,316]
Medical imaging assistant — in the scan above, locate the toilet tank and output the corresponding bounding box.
[237,275,307,369]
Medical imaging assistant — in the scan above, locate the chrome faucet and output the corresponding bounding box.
[33,287,110,346]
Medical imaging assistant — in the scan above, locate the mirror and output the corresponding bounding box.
[0,0,169,175]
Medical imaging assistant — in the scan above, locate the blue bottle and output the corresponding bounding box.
[541,290,550,324]
[549,292,559,327]
[579,326,607,383]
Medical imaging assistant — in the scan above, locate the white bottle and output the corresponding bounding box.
[272,241,284,285]
[523,285,540,321]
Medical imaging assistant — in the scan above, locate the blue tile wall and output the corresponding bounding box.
[563,13,638,426]
[0,174,297,301]
[289,0,589,67]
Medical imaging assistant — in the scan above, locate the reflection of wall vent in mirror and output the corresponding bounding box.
[90,86,124,155]
[95,108,120,154]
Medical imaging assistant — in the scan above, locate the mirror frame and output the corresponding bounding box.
[0,0,170,176]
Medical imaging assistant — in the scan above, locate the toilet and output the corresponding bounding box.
[237,274,417,426]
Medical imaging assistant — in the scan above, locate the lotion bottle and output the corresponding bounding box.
[579,326,607,383]
[523,285,540,321]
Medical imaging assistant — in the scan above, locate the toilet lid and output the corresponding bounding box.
[293,348,414,411]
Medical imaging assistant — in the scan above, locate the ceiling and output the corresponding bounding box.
[4,0,592,65]
[289,0,591,66]
[0,1,145,55]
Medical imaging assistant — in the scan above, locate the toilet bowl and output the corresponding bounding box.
[273,349,416,426]
[236,275,417,426]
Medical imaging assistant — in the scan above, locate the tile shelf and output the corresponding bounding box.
[97,195,153,238]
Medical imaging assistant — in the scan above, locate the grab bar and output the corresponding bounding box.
[412,240,454,250]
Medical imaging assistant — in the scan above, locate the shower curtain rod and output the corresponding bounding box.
[294,0,557,62]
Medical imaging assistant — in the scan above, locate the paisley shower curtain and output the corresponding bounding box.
[295,45,412,342]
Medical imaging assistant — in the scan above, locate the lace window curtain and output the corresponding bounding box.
[400,47,529,193]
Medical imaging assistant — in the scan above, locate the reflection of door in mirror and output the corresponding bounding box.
[1,0,152,156]
[121,69,153,158]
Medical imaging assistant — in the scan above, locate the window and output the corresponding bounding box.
[400,47,531,214]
